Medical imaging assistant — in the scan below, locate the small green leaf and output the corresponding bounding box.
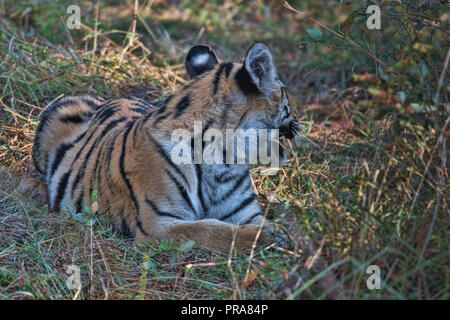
[307,28,323,40]
[378,67,389,81]
[368,87,378,96]
[82,205,92,215]
[420,62,429,77]
[85,219,96,227]
[398,91,407,104]
[71,211,87,223]
[91,189,98,203]
[411,103,436,113]
[414,22,425,31]
[180,240,196,253]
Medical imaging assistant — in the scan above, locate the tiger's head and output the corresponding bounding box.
[184,43,299,139]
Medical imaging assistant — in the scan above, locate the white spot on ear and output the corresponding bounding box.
[191,53,210,66]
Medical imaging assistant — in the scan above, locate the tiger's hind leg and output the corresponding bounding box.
[23,95,104,206]
[136,218,272,254]
[32,95,105,176]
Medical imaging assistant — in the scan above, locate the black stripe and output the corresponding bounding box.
[70,122,103,168]
[145,198,183,220]
[130,100,151,108]
[91,100,119,121]
[154,95,173,114]
[119,124,139,212]
[70,117,127,198]
[155,103,167,115]
[192,119,213,157]
[32,142,44,175]
[224,62,233,78]
[174,95,190,118]
[90,129,112,202]
[130,107,149,115]
[182,82,194,91]
[105,129,125,185]
[241,212,263,225]
[59,112,92,123]
[50,143,73,177]
[75,191,84,210]
[48,98,80,110]
[136,220,149,237]
[38,98,80,130]
[213,64,226,94]
[195,163,206,218]
[50,132,88,178]
[119,123,150,237]
[131,119,143,147]
[100,136,120,213]
[143,109,156,120]
[53,171,70,211]
[220,194,257,221]
[131,101,153,111]
[220,99,232,128]
[203,118,213,134]
[146,133,190,186]
[153,113,170,126]
[210,172,249,206]
[164,95,174,104]
[143,95,173,122]
[95,106,118,124]
[214,171,236,184]
[80,96,103,110]
[189,137,206,218]
[234,66,259,95]
[165,169,196,215]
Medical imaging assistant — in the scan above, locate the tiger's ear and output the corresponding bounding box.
[185,45,219,79]
[244,43,277,94]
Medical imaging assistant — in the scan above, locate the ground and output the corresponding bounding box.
[0,0,448,299]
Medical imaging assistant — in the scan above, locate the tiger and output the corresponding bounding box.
[22,43,299,253]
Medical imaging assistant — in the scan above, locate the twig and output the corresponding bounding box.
[14,98,44,111]
[120,0,139,62]
[227,226,241,300]
[243,212,266,298]
[434,47,450,104]
[129,0,139,48]
[89,0,100,71]
[137,14,157,42]
[417,136,446,266]
[410,116,450,213]
[0,98,35,123]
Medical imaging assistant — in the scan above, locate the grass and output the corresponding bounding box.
[0,0,449,300]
